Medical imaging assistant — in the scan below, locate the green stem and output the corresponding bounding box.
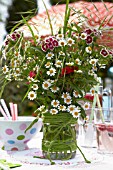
[77,145,91,163]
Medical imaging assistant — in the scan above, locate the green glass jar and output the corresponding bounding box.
[42,113,77,161]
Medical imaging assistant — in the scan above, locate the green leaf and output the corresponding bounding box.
[21,15,37,44]
[42,0,53,35]
[25,118,39,133]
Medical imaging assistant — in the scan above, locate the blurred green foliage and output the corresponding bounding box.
[6,0,37,33]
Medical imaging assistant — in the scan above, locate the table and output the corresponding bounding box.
[0,132,113,170]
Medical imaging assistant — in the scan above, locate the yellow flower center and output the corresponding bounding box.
[73,111,79,116]
[48,53,52,57]
[30,94,34,98]
[68,40,72,44]
[44,83,49,88]
[50,69,53,74]
[61,42,65,46]
[52,86,57,90]
[66,98,71,103]
[70,107,74,111]
[88,47,92,51]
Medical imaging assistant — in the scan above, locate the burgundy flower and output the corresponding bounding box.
[45,37,54,43]
[16,33,21,38]
[5,40,9,46]
[86,36,93,44]
[42,43,48,52]
[29,71,36,78]
[61,66,78,76]
[100,49,108,57]
[48,42,54,51]
[52,40,58,47]
[85,29,92,35]
[109,50,113,56]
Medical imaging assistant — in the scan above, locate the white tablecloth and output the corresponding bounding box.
[0,132,113,170]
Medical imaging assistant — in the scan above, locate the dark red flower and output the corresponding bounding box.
[84,94,94,101]
[29,71,36,78]
[52,40,58,47]
[45,37,54,43]
[85,29,92,35]
[100,49,108,57]
[42,43,48,52]
[61,66,78,76]
[48,42,54,51]
[86,36,93,44]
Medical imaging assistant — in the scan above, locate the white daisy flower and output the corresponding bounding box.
[32,84,39,90]
[5,74,12,81]
[83,102,90,110]
[67,105,76,113]
[27,76,38,82]
[64,97,72,105]
[47,79,54,84]
[16,59,22,66]
[75,58,81,65]
[92,65,97,71]
[59,39,67,47]
[86,46,92,54]
[55,60,62,68]
[37,105,45,111]
[2,65,9,74]
[50,86,59,93]
[72,108,81,118]
[66,62,74,66]
[46,52,54,59]
[11,60,17,68]
[61,92,70,99]
[73,32,79,38]
[28,91,37,100]
[58,105,66,111]
[14,51,21,57]
[47,67,56,76]
[67,38,74,46]
[89,59,98,65]
[51,100,60,107]
[42,80,51,90]
[88,69,94,76]
[80,32,87,40]
[76,70,83,73]
[59,51,65,56]
[56,34,64,40]
[45,62,52,68]
[90,87,95,95]
[15,68,21,75]
[84,115,89,122]
[73,90,81,98]
[23,64,27,70]
[50,108,58,115]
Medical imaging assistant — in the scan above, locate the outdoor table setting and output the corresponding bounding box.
[1,0,113,169]
[0,131,113,170]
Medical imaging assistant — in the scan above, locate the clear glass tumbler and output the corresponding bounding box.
[94,108,113,154]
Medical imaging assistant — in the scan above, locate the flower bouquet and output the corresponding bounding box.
[0,0,113,165]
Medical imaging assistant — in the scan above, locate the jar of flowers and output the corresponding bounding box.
[0,0,112,165]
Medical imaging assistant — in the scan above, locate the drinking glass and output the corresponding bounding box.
[94,108,113,154]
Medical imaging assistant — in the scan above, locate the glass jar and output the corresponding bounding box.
[94,108,113,154]
[42,122,77,160]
